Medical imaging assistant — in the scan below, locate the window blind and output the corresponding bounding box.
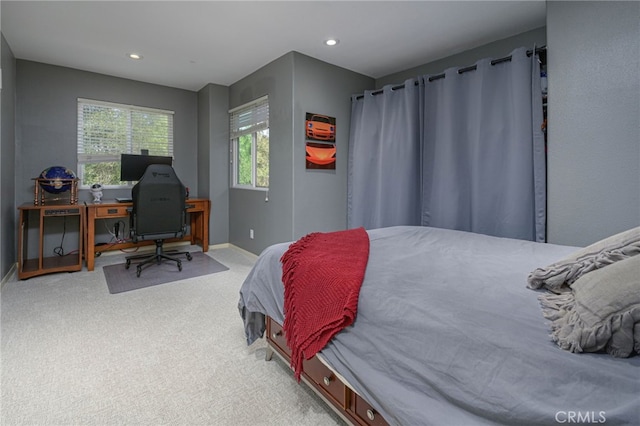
[77,98,174,164]
[229,95,269,139]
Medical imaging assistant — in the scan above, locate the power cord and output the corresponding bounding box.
[101,219,128,243]
[115,220,127,241]
[53,216,67,256]
[95,219,128,257]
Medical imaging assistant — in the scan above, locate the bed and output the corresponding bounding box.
[238,226,640,426]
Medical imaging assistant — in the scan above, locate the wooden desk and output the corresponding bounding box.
[85,198,210,271]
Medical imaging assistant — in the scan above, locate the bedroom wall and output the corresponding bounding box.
[546,1,640,246]
[291,53,373,239]
[375,10,639,247]
[228,52,373,254]
[1,33,17,282]
[14,61,198,249]
[230,29,546,253]
[197,83,229,245]
[377,26,547,88]
[228,53,296,254]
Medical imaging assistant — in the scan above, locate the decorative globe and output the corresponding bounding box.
[39,166,76,194]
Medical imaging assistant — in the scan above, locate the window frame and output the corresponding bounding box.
[77,98,174,189]
[229,95,269,191]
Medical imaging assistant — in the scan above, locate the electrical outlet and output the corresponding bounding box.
[250,229,254,239]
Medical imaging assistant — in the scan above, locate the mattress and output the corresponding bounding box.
[238,226,640,425]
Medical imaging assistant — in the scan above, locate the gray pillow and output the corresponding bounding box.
[528,226,640,293]
[538,255,640,357]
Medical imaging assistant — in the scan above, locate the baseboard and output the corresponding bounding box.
[209,242,231,250]
[1,263,17,291]
[214,243,259,261]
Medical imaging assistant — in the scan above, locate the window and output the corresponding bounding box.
[230,96,269,189]
[77,98,174,187]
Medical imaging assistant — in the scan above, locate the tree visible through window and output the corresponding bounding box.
[230,96,269,189]
[77,99,174,187]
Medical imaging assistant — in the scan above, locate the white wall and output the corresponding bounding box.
[547,1,640,246]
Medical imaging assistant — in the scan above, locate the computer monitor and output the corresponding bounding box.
[120,153,173,182]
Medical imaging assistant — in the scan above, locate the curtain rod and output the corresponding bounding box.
[355,46,546,100]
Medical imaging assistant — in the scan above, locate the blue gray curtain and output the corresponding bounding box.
[348,47,546,242]
[347,78,422,228]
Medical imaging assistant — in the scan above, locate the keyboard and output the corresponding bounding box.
[115,197,132,203]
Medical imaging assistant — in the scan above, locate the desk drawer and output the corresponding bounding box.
[94,206,129,217]
[185,199,205,212]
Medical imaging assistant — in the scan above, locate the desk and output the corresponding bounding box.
[85,198,210,271]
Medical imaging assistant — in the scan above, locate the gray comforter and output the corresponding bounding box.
[238,226,640,425]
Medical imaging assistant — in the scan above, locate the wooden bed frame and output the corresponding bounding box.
[265,316,388,426]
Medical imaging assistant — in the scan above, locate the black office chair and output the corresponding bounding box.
[125,164,192,277]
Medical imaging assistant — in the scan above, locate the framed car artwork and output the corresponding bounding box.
[305,112,336,170]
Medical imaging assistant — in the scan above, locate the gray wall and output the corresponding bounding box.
[14,61,198,250]
[1,33,17,280]
[292,53,372,238]
[228,53,296,254]
[6,2,637,268]
[376,7,640,247]
[377,27,546,88]
[228,52,373,254]
[16,61,198,203]
[546,1,640,246]
[197,83,229,245]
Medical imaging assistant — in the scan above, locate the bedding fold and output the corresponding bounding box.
[539,255,640,357]
[527,226,640,293]
[281,227,369,381]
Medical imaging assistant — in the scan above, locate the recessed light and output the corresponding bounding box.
[128,53,143,60]
[324,39,339,46]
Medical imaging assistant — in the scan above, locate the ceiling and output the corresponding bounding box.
[1,1,546,92]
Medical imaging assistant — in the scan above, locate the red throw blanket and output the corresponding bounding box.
[281,227,370,381]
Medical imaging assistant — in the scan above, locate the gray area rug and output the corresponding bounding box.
[103,251,228,294]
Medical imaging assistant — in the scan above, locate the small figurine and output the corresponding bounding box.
[90,183,103,203]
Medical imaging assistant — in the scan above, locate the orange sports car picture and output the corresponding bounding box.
[305,113,336,141]
[305,142,336,170]
[306,144,336,165]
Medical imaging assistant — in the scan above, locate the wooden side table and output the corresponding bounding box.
[17,202,85,280]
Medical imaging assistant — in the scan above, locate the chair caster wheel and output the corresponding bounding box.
[136,266,142,277]
[186,253,193,261]
[125,260,131,269]
[178,261,182,271]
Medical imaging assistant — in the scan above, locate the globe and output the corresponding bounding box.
[39,166,76,194]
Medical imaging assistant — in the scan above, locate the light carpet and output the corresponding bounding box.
[0,247,344,426]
